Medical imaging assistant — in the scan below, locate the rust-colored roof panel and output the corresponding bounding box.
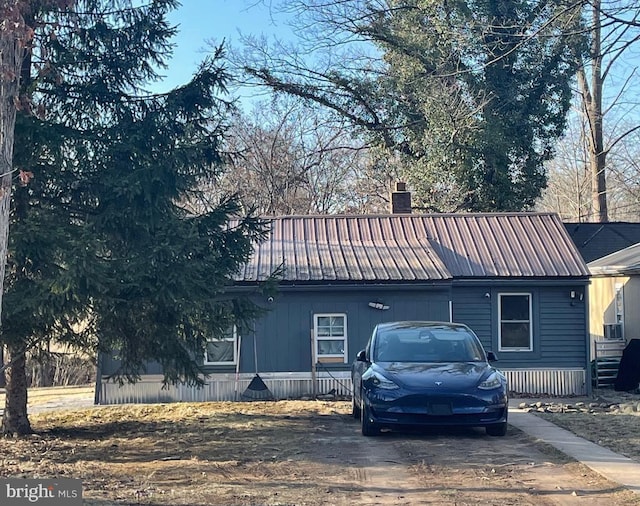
[236,213,589,282]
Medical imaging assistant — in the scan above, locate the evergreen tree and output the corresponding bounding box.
[2,0,266,435]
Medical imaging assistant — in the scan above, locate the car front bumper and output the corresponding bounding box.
[363,389,508,428]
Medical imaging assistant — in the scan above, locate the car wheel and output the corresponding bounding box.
[352,395,361,419]
[361,400,380,436]
[486,422,508,436]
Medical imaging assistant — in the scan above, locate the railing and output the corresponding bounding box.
[594,340,626,389]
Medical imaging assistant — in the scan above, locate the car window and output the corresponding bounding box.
[374,326,486,362]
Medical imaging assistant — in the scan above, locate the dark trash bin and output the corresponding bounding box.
[614,339,640,391]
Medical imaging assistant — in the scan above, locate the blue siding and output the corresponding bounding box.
[249,288,451,373]
[99,288,450,377]
[451,286,492,350]
[100,282,588,379]
[452,284,587,369]
[538,288,587,367]
[100,353,165,376]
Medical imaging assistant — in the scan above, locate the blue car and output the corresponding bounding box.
[351,321,508,437]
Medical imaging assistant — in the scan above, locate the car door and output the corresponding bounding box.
[352,337,375,405]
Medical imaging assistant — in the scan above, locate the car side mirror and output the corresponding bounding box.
[486,351,498,362]
[356,349,368,362]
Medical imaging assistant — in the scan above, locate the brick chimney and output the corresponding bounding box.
[390,181,412,214]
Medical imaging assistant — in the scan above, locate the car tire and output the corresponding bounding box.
[361,400,380,436]
[352,395,361,419]
[486,422,508,436]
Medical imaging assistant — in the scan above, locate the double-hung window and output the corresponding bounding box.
[204,326,238,365]
[498,293,532,352]
[314,314,347,363]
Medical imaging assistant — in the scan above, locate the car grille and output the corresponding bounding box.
[371,393,507,425]
[396,393,488,408]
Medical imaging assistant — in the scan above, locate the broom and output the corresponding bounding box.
[242,328,273,401]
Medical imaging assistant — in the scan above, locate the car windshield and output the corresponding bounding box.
[373,325,486,362]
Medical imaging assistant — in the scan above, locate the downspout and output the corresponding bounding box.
[310,328,317,398]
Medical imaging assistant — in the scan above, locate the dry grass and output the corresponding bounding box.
[533,394,640,463]
[0,385,94,408]
[0,389,639,504]
[1,401,359,505]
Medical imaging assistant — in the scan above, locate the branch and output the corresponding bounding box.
[606,123,640,154]
[593,0,640,29]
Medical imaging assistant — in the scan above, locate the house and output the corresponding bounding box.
[564,222,640,263]
[588,243,640,348]
[97,207,592,403]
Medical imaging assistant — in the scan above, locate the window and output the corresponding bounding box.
[499,293,532,352]
[204,326,238,365]
[605,282,625,340]
[314,314,347,363]
[614,282,624,325]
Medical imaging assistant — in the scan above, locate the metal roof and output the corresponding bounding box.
[236,213,589,283]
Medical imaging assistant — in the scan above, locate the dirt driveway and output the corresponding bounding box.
[1,399,638,505]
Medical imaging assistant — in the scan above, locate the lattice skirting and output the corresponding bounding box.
[98,368,586,405]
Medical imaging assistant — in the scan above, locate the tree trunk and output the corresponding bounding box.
[0,3,24,315]
[1,342,32,435]
[577,0,608,223]
[591,144,607,222]
[0,345,5,387]
[0,2,29,436]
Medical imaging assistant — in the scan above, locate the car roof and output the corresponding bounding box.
[376,321,470,331]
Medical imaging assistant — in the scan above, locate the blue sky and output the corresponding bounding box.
[154,1,291,92]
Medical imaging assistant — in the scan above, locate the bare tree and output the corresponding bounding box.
[606,127,640,220]
[206,97,380,216]
[577,0,640,222]
[539,111,640,222]
[538,113,593,221]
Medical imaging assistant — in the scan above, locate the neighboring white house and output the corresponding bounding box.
[588,243,640,356]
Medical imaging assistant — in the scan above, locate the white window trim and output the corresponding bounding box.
[204,326,238,365]
[614,282,624,332]
[498,293,533,352]
[314,313,348,363]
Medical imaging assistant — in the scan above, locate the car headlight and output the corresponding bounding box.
[478,371,503,390]
[363,369,399,390]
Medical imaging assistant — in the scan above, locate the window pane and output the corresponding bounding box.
[330,324,345,337]
[316,316,345,337]
[333,316,345,336]
[501,295,530,321]
[615,285,624,323]
[501,323,530,348]
[206,340,234,363]
[317,340,344,355]
[317,317,331,327]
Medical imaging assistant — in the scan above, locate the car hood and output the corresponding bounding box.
[375,362,494,390]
